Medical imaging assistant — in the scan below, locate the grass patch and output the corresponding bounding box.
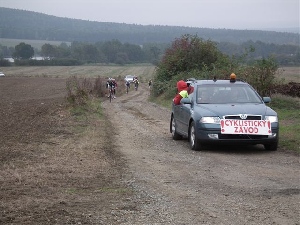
[149,94,172,110]
[68,97,105,136]
[269,94,300,152]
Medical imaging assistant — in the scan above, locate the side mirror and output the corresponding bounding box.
[263,97,271,103]
[181,98,192,104]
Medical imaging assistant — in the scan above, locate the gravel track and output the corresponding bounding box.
[102,83,300,225]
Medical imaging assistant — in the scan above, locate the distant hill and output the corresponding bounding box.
[0,7,299,46]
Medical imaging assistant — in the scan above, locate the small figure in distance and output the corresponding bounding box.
[148,79,152,89]
[133,76,139,91]
[125,79,130,94]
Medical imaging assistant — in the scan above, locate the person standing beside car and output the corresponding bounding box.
[173,80,189,105]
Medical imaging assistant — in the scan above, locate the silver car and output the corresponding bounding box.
[124,75,135,83]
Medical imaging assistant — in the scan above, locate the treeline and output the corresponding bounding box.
[217,40,300,66]
[0,7,299,46]
[1,38,299,66]
[0,40,165,66]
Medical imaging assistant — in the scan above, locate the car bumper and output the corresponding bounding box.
[196,127,279,145]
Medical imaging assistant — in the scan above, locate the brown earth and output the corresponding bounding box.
[0,76,299,225]
[272,82,300,98]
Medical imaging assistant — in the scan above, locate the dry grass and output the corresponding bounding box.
[1,64,156,81]
[0,76,133,224]
[276,66,300,83]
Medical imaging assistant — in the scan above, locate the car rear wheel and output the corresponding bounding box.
[189,121,201,151]
[171,116,182,140]
[264,141,278,151]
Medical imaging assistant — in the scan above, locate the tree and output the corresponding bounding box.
[41,43,57,58]
[101,39,122,63]
[13,42,34,59]
[155,34,226,82]
[81,44,99,62]
[122,43,145,63]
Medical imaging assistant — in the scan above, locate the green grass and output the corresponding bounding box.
[68,97,105,135]
[269,94,300,152]
[149,94,172,110]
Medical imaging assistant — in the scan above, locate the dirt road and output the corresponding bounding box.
[103,83,300,224]
[0,76,299,224]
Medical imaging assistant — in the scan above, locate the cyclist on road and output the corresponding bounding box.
[133,76,139,91]
[106,78,117,98]
[148,79,152,89]
[125,80,131,93]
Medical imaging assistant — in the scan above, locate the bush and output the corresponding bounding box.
[66,76,93,106]
[239,57,278,96]
[152,34,230,97]
[152,34,279,98]
[155,34,227,82]
[93,76,107,97]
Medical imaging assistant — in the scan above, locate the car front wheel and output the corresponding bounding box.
[189,121,201,151]
[170,116,182,140]
[264,141,278,151]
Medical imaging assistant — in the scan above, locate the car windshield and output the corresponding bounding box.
[196,84,263,104]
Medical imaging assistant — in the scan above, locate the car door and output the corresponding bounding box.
[180,92,194,135]
[174,91,193,136]
[173,103,184,133]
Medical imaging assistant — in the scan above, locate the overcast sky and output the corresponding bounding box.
[0,0,299,31]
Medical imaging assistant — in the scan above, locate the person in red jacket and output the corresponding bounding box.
[173,80,189,105]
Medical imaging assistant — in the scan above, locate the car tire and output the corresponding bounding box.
[170,116,182,140]
[264,141,278,151]
[189,121,201,151]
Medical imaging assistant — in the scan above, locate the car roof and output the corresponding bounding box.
[192,79,247,85]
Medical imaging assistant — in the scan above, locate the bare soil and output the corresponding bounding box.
[0,76,299,225]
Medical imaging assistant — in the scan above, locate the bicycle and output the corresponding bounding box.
[134,82,138,91]
[125,82,130,94]
[108,86,113,102]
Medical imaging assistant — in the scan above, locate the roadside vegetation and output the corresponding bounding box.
[150,34,300,152]
[269,94,300,152]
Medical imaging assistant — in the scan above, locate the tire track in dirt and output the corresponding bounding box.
[102,82,300,224]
